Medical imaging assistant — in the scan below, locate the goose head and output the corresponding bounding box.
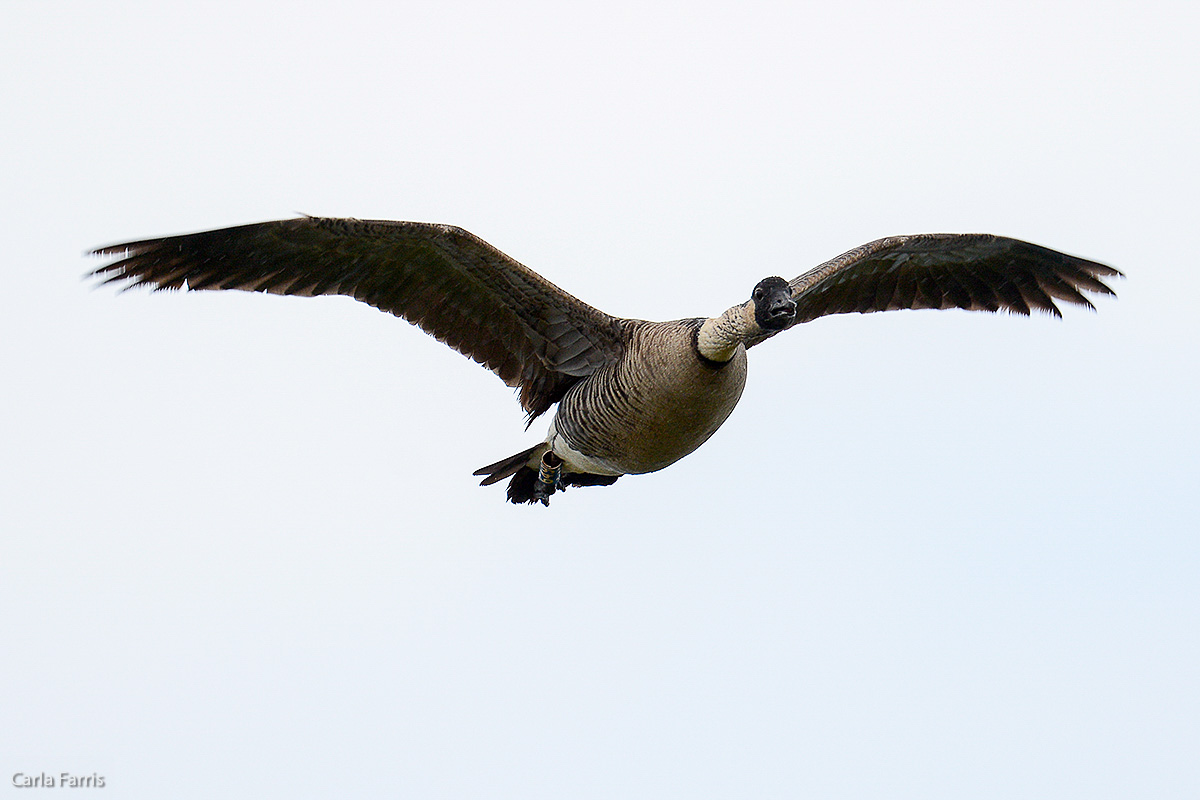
[751,276,796,331]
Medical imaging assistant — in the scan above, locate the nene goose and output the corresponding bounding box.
[91,218,1120,505]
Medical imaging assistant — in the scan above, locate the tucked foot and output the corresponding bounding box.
[502,458,620,505]
[531,452,564,506]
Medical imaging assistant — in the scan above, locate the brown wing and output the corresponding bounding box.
[91,217,628,422]
[788,233,1121,323]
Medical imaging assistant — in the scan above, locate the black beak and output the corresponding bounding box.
[765,294,796,323]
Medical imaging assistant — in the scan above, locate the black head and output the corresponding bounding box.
[751,276,796,331]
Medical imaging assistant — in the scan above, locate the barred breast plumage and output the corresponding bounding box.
[550,320,748,476]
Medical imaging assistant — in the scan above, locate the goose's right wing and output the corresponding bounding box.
[91,217,628,422]
[742,233,1119,350]
[786,233,1120,323]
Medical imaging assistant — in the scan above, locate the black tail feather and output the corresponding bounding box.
[506,467,540,504]
[473,444,547,487]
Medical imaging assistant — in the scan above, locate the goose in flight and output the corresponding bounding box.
[91,217,1120,505]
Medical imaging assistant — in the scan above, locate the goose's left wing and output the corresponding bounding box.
[747,233,1120,347]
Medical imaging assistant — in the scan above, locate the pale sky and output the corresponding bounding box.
[2,1,1197,798]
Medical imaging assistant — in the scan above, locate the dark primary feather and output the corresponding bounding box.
[787,233,1121,324]
[90,217,628,421]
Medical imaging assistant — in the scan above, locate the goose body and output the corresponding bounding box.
[550,319,748,475]
[91,217,1120,505]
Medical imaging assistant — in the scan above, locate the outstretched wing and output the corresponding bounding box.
[786,233,1120,325]
[91,217,628,422]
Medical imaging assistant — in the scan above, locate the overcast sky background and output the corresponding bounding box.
[2,1,1197,797]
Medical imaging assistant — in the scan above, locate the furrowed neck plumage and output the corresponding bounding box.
[697,302,761,362]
